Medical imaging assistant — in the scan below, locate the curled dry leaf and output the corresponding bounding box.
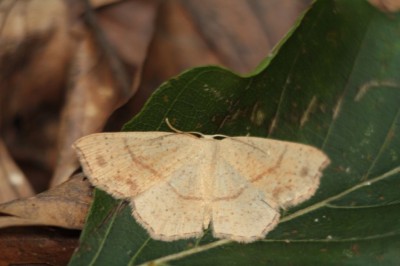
[0,0,159,188]
[0,174,92,229]
[0,139,34,204]
[0,0,73,126]
[51,0,159,186]
[0,0,76,193]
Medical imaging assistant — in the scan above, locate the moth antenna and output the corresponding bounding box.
[165,118,207,138]
[165,118,184,134]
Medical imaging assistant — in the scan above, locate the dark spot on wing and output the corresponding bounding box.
[300,166,309,177]
[96,155,107,167]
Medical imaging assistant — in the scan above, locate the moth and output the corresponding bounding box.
[73,122,330,243]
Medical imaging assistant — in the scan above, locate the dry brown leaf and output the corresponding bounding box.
[50,0,160,186]
[131,0,310,113]
[0,174,92,229]
[90,0,123,7]
[0,0,73,126]
[0,139,34,204]
[181,0,274,73]
[0,227,79,266]
[0,0,77,193]
[369,0,400,12]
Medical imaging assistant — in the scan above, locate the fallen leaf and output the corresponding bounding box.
[0,0,73,127]
[0,174,92,229]
[0,139,34,204]
[132,0,310,114]
[369,0,400,12]
[0,227,79,266]
[50,0,160,186]
[0,0,78,192]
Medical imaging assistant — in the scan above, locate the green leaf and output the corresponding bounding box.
[69,0,400,265]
